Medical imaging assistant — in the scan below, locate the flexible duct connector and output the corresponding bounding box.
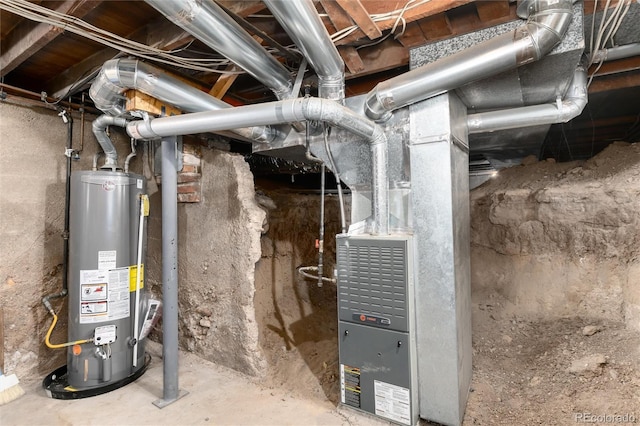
[467,64,587,133]
[92,114,128,169]
[89,58,277,143]
[145,0,293,100]
[262,0,345,103]
[127,97,389,235]
[364,0,574,121]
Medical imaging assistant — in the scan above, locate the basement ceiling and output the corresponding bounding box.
[1,0,639,165]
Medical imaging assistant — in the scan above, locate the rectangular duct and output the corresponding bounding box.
[409,92,471,426]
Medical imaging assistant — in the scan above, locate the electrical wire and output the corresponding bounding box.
[587,0,633,87]
[0,0,244,74]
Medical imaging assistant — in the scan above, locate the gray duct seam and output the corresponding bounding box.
[127,97,389,235]
[364,0,574,121]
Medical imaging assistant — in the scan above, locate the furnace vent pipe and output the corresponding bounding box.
[262,0,345,102]
[128,97,389,235]
[89,58,277,143]
[92,114,128,169]
[467,64,587,134]
[145,0,293,100]
[591,42,640,63]
[364,0,574,121]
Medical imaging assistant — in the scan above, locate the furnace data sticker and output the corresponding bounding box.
[340,364,361,408]
[374,380,411,425]
[98,250,117,270]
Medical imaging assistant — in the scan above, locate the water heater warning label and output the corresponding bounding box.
[340,364,361,408]
[374,380,411,425]
[79,268,130,324]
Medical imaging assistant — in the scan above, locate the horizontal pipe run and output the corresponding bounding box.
[592,43,640,63]
[145,0,293,100]
[128,97,389,235]
[89,58,277,144]
[467,65,587,134]
[364,0,573,121]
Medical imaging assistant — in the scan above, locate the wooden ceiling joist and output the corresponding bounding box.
[332,0,475,46]
[0,0,103,77]
[334,0,383,40]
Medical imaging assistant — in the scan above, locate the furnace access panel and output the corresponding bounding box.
[336,235,418,426]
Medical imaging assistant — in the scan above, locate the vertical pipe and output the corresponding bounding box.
[158,136,180,405]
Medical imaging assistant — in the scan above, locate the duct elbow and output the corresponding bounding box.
[518,0,573,63]
[364,87,394,122]
[92,115,129,168]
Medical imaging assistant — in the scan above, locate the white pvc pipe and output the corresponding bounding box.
[132,194,145,367]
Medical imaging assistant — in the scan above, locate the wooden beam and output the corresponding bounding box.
[209,65,240,99]
[0,0,102,77]
[319,0,354,31]
[339,46,366,74]
[397,22,427,48]
[346,38,409,79]
[417,13,453,40]
[588,70,640,94]
[125,90,183,117]
[335,0,383,40]
[334,0,474,45]
[475,1,512,23]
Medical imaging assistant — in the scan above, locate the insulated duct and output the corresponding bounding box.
[89,58,277,143]
[92,114,128,169]
[467,64,587,134]
[144,0,293,100]
[262,0,345,102]
[128,97,389,235]
[364,0,574,121]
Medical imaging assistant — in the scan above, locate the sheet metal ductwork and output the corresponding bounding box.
[127,97,389,235]
[144,0,293,100]
[364,0,574,121]
[262,0,345,102]
[467,63,587,134]
[88,58,278,170]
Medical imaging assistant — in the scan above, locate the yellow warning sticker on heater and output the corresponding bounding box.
[129,264,144,291]
[142,194,150,217]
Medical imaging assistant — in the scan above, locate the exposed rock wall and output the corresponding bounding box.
[471,142,640,329]
[146,149,267,376]
[254,187,347,401]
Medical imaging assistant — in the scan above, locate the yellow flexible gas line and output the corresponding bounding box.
[45,313,93,349]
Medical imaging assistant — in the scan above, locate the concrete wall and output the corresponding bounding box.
[0,101,134,379]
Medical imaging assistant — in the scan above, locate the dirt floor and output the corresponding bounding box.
[466,294,640,425]
[253,143,640,425]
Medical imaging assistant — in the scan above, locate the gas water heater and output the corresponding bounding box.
[63,170,151,392]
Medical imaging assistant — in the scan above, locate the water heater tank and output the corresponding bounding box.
[67,170,148,389]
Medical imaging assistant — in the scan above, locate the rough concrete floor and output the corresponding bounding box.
[1,342,380,426]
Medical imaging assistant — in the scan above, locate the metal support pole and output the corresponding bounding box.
[153,136,188,408]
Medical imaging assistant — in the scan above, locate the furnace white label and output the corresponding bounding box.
[136,179,143,189]
[98,250,117,270]
[79,268,130,324]
[374,380,411,425]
